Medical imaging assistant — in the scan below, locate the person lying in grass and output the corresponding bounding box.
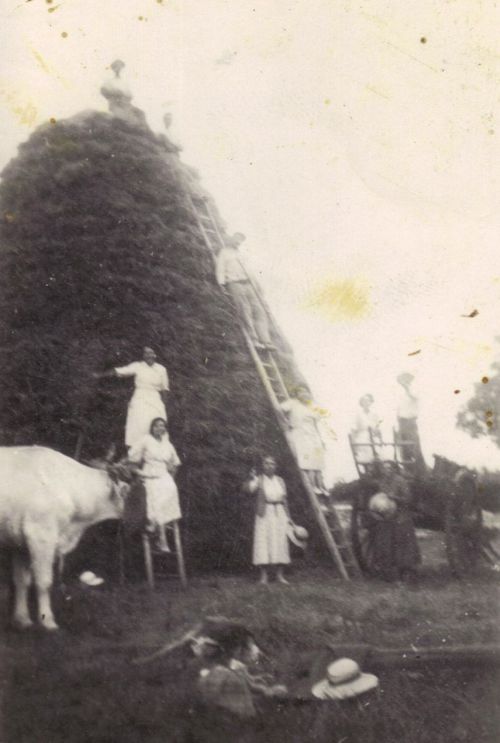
[195,621,288,718]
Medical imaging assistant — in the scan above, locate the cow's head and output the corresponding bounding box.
[106,461,138,511]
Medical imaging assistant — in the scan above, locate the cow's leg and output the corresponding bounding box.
[27,535,59,631]
[11,552,33,630]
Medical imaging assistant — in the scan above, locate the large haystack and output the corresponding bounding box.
[0,98,315,570]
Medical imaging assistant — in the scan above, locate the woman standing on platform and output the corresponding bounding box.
[94,346,169,449]
[128,417,181,552]
[244,456,294,585]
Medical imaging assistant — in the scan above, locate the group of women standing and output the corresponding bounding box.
[97,347,330,581]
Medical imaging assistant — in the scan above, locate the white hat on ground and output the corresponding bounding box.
[312,658,379,700]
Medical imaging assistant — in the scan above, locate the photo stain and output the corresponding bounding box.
[49,117,56,125]
[61,32,68,38]
[453,390,460,395]
[482,376,489,384]
[303,279,371,322]
[420,37,427,44]
[4,213,15,223]
[461,309,479,318]
[408,350,421,356]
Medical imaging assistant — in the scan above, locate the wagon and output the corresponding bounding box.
[348,431,484,577]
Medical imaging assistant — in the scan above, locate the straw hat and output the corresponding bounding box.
[312,658,379,700]
[287,523,309,548]
[369,492,396,518]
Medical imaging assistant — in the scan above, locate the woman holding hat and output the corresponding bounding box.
[369,461,421,581]
[243,456,306,584]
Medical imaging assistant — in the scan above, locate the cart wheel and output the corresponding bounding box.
[445,474,482,578]
[351,500,378,575]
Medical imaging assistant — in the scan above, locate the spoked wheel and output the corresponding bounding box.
[445,474,482,578]
[351,501,378,575]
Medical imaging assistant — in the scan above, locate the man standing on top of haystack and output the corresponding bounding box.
[396,372,425,474]
[216,233,274,351]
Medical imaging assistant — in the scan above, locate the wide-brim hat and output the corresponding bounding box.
[312,658,379,701]
[79,571,105,587]
[287,523,309,549]
[369,492,396,517]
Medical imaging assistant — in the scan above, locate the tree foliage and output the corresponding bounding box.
[0,110,314,570]
[457,350,500,447]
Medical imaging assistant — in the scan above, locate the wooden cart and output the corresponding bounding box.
[348,431,484,577]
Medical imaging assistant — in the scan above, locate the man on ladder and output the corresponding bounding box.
[215,233,275,351]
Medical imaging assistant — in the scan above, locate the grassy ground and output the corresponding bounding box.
[1,537,500,742]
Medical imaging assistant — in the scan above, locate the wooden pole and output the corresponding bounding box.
[173,521,187,588]
[142,533,154,590]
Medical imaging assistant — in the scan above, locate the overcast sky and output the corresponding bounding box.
[1,0,500,479]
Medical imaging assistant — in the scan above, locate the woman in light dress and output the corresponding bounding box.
[128,417,181,552]
[280,387,328,495]
[244,455,292,585]
[95,346,169,448]
[350,393,382,465]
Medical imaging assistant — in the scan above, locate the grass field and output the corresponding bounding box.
[1,535,500,742]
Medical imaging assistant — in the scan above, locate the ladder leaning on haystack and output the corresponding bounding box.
[189,194,359,580]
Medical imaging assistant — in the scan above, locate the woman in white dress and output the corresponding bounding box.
[244,456,292,585]
[280,387,328,495]
[351,394,382,465]
[128,417,181,552]
[95,346,169,448]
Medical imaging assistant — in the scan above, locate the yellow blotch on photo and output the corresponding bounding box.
[303,278,371,322]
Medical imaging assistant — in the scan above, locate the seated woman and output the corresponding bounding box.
[243,455,293,585]
[127,417,181,552]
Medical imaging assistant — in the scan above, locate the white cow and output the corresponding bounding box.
[0,446,132,630]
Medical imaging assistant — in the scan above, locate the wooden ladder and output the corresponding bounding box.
[190,195,359,580]
[141,521,187,590]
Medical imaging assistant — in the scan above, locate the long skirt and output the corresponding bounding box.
[252,504,290,566]
[287,428,324,471]
[125,389,167,447]
[371,512,420,578]
[144,473,181,526]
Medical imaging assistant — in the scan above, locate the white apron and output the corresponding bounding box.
[128,433,181,526]
[115,361,169,446]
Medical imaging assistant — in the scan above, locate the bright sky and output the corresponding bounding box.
[1,0,500,480]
